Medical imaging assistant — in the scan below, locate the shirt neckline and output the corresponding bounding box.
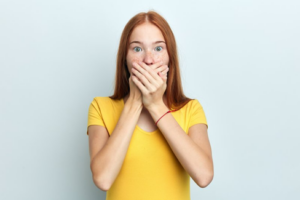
[121,97,159,135]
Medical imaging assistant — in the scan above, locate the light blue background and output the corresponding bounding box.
[1,0,299,199]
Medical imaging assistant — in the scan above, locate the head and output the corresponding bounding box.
[126,22,169,74]
[110,10,191,109]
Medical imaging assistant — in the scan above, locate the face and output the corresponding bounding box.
[126,22,169,74]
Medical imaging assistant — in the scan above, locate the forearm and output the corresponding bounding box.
[148,104,213,187]
[91,100,142,190]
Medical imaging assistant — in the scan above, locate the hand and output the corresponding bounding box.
[131,60,169,109]
[152,61,169,79]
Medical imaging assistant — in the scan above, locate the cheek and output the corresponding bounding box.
[126,56,142,72]
[156,51,169,64]
[127,53,142,63]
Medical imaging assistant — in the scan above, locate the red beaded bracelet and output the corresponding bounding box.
[155,109,178,126]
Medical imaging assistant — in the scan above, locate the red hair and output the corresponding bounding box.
[109,10,193,110]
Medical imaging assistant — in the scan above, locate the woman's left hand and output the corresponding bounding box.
[131,60,169,110]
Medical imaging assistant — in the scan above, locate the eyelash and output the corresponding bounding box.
[133,46,163,52]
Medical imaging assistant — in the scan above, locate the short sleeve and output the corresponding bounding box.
[188,99,208,129]
[87,98,105,135]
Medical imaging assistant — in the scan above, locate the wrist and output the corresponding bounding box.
[147,103,169,123]
[125,97,143,111]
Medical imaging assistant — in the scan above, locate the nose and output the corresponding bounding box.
[143,50,155,65]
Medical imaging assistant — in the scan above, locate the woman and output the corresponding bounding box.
[87,10,213,200]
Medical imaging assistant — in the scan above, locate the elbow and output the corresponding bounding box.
[90,162,112,191]
[196,172,214,188]
[196,158,214,188]
[93,175,111,191]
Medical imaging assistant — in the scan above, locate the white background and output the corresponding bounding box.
[1,0,299,199]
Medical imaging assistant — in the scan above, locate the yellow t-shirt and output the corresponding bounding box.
[87,96,208,200]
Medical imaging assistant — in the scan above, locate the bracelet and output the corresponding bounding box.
[155,109,178,126]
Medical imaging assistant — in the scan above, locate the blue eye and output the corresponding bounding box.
[133,47,142,52]
[155,46,163,51]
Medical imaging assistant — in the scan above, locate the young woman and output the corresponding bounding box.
[87,10,213,200]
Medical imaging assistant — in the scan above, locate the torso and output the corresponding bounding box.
[137,108,157,132]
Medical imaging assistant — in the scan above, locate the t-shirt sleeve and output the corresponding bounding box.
[188,99,208,129]
[86,98,105,135]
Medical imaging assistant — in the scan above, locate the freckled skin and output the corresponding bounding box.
[126,22,169,74]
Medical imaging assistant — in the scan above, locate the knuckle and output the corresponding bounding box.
[150,88,156,93]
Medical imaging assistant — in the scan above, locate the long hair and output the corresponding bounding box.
[109,10,193,110]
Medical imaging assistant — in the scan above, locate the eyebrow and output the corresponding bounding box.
[129,41,165,45]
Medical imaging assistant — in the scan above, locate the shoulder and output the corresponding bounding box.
[91,96,115,104]
[92,96,110,101]
[190,99,203,108]
[188,99,205,114]
[90,96,122,108]
[174,99,205,119]
[179,98,203,111]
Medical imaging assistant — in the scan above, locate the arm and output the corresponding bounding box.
[89,98,142,191]
[131,61,213,187]
[147,104,214,188]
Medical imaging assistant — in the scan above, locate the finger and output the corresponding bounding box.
[132,74,142,84]
[149,60,164,71]
[136,61,161,86]
[163,67,169,76]
[131,72,150,95]
[138,61,162,84]
[159,71,168,82]
[155,65,168,75]
[155,65,169,76]
[132,64,157,91]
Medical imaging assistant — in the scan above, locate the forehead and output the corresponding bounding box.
[129,22,165,42]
